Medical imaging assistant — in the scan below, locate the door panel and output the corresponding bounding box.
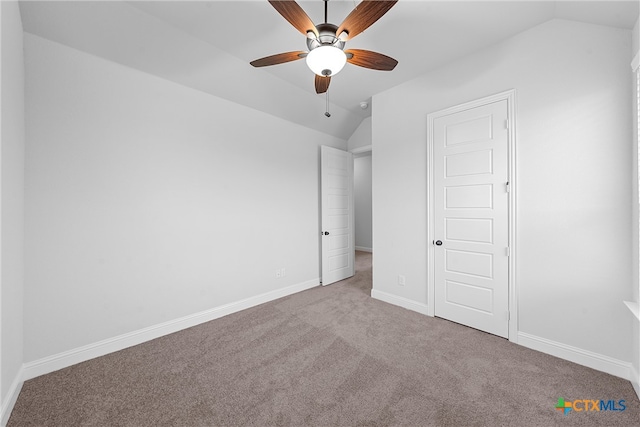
[445,149,493,177]
[445,184,493,209]
[445,218,493,243]
[321,146,354,286]
[444,115,493,146]
[445,280,493,313]
[434,100,509,338]
[445,249,493,278]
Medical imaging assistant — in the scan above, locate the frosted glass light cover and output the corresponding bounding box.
[306,45,347,77]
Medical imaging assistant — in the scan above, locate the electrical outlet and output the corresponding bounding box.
[398,275,406,286]
[275,269,281,279]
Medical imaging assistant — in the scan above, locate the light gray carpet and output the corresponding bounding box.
[8,252,640,426]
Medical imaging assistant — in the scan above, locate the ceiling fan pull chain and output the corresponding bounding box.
[325,90,331,118]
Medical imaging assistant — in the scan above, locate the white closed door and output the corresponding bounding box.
[321,145,355,286]
[433,100,510,338]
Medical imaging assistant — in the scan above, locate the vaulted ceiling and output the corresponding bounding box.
[19,1,639,140]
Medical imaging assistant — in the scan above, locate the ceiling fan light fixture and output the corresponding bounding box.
[306,45,347,77]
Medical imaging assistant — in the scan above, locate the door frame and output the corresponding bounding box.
[426,89,518,342]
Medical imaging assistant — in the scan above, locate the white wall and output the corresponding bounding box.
[372,19,633,366]
[0,1,25,423]
[348,117,372,152]
[632,13,640,397]
[354,154,372,251]
[23,34,346,363]
[633,16,639,55]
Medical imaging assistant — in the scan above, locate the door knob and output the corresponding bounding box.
[435,240,443,246]
[323,231,330,235]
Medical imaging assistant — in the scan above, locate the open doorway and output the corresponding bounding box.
[353,150,372,253]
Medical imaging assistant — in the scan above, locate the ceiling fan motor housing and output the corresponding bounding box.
[306,23,345,51]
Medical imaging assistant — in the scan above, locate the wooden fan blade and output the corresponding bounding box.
[250,51,307,67]
[315,75,331,94]
[268,1,319,38]
[345,49,397,71]
[337,0,397,41]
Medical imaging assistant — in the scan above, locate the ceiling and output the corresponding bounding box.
[19,1,639,140]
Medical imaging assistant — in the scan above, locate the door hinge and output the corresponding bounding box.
[506,247,511,257]
[504,119,509,130]
[507,311,511,321]
[505,181,510,193]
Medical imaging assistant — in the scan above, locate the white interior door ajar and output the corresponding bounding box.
[321,145,355,286]
[433,99,510,338]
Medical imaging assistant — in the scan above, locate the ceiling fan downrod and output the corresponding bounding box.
[324,0,328,24]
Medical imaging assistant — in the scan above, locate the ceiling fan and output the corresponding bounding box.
[250,0,398,95]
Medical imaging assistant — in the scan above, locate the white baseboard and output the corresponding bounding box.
[370,294,634,384]
[371,289,430,316]
[355,246,372,253]
[631,365,640,401]
[1,368,24,427]
[518,332,632,381]
[22,278,319,381]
